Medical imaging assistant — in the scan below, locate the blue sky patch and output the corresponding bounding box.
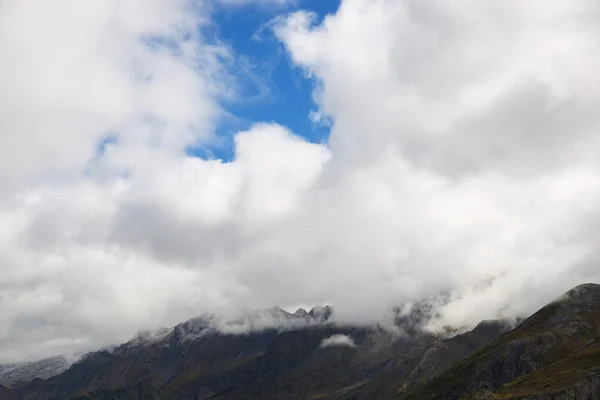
[185,0,341,162]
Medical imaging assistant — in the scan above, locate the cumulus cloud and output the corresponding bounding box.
[274,0,600,327]
[3,0,600,363]
[320,334,356,348]
[0,0,231,362]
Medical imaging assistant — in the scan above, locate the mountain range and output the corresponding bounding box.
[1,284,600,399]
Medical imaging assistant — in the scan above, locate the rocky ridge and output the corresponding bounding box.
[3,285,600,400]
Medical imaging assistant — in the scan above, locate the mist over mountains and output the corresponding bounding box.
[2,283,600,399]
[3,0,600,365]
[3,2,600,400]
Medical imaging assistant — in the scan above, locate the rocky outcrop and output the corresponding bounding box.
[484,334,600,400]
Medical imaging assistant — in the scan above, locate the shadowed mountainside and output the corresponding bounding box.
[5,284,600,400]
[401,283,600,400]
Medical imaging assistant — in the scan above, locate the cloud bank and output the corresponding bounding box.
[2,0,600,362]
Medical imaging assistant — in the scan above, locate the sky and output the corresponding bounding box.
[2,0,600,363]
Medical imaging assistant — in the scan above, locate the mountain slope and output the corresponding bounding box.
[9,284,600,400]
[0,356,71,388]
[466,336,600,400]
[402,283,600,400]
[17,325,278,399]
[0,384,19,400]
[320,319,512,400]
[207,326,389,400]
[14,307,333,400]
[68,383,166,400]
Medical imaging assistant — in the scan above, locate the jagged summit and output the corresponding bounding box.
[308,305,333,320]
[123,305,335,348]
[293,308,308,317]
[265,305,289,315]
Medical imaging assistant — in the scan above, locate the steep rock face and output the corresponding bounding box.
[485,336,600,399]
[403,283,600,400]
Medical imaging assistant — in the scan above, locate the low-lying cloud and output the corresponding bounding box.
[320,334,356,348]
[2,0,600,363]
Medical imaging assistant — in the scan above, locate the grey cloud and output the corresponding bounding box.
[108,199,248,266]
[4,0,600,364]
[430,82,600,177]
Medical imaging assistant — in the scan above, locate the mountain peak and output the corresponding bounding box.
[264,306,290,316]
[308,305,333,320]
[293,308,308,317]
[511,282,600,336]
[551,282,600,308]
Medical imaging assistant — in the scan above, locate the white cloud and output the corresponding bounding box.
[0,0,230,362]
[320,334,356,348]
[273,0,600,328]
[3,0,600,363]
[0,0,224,197]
